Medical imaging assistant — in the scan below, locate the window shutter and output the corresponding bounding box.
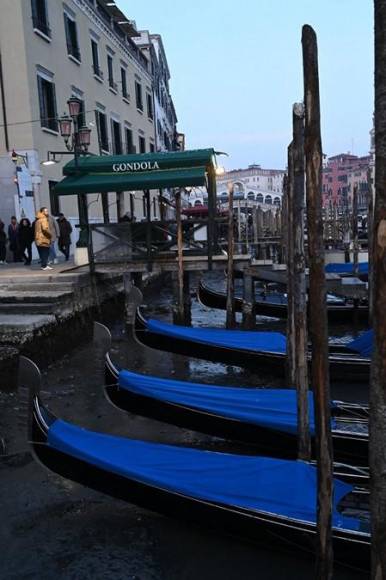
[37,76,46,126]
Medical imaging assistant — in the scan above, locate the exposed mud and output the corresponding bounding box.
[0,273,368,579]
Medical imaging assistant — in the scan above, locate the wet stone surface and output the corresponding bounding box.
[0,274,368,579]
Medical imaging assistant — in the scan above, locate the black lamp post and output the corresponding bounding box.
[58,97,91,247]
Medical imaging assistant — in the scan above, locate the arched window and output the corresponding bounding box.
[265,195,272,205]
[256,193,264,203]
[247,191,255,200]
[274,197,281,206]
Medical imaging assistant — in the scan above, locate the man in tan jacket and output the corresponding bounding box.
[34,207,52,270]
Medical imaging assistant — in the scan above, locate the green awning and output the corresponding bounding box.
[54,166,207,195]
[63,149,217,176]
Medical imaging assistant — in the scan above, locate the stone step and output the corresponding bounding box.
[0,272,90,285]
[8,282,76,292]
[0,290,74,303]
[0,302,56,314]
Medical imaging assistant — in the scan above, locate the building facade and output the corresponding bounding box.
[216,164,285,207]
[322,153,370,212]
[134,31,178,154]
[0,0,179,226]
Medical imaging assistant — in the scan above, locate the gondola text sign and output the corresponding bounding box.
[112,161,160,172]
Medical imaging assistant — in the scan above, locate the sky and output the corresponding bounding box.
[117,0,373,171]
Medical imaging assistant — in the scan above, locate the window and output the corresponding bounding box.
[91,40,102,77]
[111,120,122,154]
[31,0,50,38]
[121,67,128,99]
[64,13,81,61]
[146,93,153,120]
[125,127,134,153]
[37,74,58,131]
[149,142,155,153]
[107,55,116,90]
[49,181,60,215]
[96,110,109,152]
[265,195,272,205]
[77,99,86,128]
[139,135,146,154]
[135,82,143,111]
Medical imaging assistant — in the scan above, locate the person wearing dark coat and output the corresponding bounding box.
[8,216,21,262]
[57,213,73,261]
[0,221,7,264]
[18,218,34,265]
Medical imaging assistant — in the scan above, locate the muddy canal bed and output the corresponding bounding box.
[0,275,368,579]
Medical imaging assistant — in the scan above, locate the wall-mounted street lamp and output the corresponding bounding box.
[57,97,92,247]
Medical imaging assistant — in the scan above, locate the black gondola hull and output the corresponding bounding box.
[31,404,369,573]
[198,281,369,323]
[105,382,368,469]
[134,311,370,383]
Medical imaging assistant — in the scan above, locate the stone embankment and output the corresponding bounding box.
[0,264,124,389]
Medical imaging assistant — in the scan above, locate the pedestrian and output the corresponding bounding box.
[0,221,7,264]
[18,218,34,265]
[47,210,60,264]
[57,213,72,261]
[8,216,21,262]
[34,208,52,270]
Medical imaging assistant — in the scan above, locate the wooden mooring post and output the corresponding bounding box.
[173,188,185,325]
[352,184,359,276]
[370,1,386,575]
[242,271,255,329]
[226,182,236,328]
[302,24,334,578]
[292,102,311,460]
[367,167,374,324]
[286,143,296,386]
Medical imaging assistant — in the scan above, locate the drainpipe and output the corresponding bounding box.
[0,52,10,151]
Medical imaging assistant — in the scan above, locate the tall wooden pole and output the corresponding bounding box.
[352,184,359,276]
[367,168,374,323]
[286,143,296,386]
[281,176,288,264]
[302,25,334,579]
[175,189,185,324]
[226,182,236,328]
[292,102,311,460]
[371,2,386,576]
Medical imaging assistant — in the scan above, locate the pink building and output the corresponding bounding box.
[322,154,370,211]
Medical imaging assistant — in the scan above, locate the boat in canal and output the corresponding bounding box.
[22,356,370,572]
[134,309,372,382]
[198,279,369,322]
[325,262,369,281]
[96,323,368,478]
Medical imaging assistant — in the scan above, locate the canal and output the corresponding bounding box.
[0,273,368,579]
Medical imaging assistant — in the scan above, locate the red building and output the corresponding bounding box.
[322,154,370,211]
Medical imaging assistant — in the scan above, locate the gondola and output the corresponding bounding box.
[22,356,370,572]
[198,280,369,322]
[96,323,368,478]
[325,262,369,281]
[134,309,372,382]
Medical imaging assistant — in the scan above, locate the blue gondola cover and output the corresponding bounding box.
[348,329,374,357]
[325,262,368,275]
[146,319,287,353]
[47,419,360,531]
[118,370,337,435]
